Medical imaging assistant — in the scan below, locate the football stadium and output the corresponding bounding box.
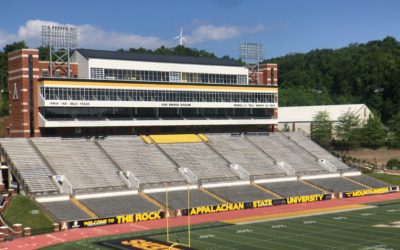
[0,32,399,249]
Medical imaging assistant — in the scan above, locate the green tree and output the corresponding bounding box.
[360,114,386,148]
[335,111,361,150]
[388,112,400,148]
[386,158,400,170]
[311,111,332,148]
[268,36,400,123]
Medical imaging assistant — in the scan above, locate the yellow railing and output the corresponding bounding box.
[197,134,209,142]
[140,135,153,144]
[71,198,97,219]
[200,187,228,203]
[139,192,165,209]
[252,183,283,199]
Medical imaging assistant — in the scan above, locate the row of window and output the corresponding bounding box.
[40,87,277,103]
[41,107,271,119]
[90,68,248,85]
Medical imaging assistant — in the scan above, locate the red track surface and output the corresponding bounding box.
[1,192,400,250]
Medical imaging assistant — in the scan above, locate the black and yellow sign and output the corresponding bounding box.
[252,199,273,208]
[68,211,165,229]
[99,237,194,250]
[182,202,245,216]
[342,187,391,198]
[286,194,331,204]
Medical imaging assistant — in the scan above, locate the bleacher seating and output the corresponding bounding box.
[306,177,366,192]
[247,133,326,173]
[260,181,324,197]
[0,139,57,194]
[40,200,92,221]
[98,137,185,185]
[32,138,125,191]
[349,174,391,188]
[159,143,238,180]
[284,132,349,170]
[206,134,285,177]
[148,189,221,209]
[207,185,277,202]
[79,195,160,217]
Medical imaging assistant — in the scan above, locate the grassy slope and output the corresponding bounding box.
[368,172,400,186]
[3,195,54,235]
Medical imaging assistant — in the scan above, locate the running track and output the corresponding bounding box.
[1,192,400,250]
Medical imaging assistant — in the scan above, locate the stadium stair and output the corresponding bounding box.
[149,134,203,144]
[200,187,229,203]
[197,134,209,142]
[140,135,153,144]
[279,132,318,160]
[252,183,283,199]
[28,139,57,175]
[301,180,330,193]
[139,192,165,209]
[201,138,232,165]
[93,140,124,172]
[71,198,98,219]
[243,135,277,162]
[342,176,372,189]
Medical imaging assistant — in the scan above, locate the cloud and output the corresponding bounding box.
[1,19,264,50]
[186,24,264,44]
[78,24,168,49]
[0,30,17,49]
[18,20,61,47]
[15,19,169,49]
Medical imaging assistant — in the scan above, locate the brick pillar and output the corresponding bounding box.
[23,227,31,237]
[272,66,278,85]
[53,223,60,232]
[266,68,271,84]
[12,224,23,238]
[0,226,8,239]
[2,194,8,203]
[7,49,40,138]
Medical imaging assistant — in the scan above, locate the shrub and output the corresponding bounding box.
[386,158,400,170]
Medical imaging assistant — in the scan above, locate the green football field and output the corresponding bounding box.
[43,200,400,250]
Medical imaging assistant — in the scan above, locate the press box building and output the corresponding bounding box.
[4,48,279,137]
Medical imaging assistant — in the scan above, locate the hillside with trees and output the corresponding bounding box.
[267,36,400,123]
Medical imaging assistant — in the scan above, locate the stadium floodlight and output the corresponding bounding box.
[42,25,78,48]
[41,25,78,77]
[240,42,264,84]
[240,42,264,62]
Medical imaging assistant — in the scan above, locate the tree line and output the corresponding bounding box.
[311,110,400,150]
[266,36,400,124]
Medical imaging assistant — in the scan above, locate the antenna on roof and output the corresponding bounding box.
[174,28,187,46]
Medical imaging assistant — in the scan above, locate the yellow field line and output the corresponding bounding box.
[222,204,369,224]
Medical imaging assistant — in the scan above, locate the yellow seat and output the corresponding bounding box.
[149,134,203,144]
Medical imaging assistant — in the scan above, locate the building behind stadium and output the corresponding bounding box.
[3,48,278,137]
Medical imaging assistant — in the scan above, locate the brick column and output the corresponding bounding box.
[23,227,31,237]
[12,224,23,238]
[6,49,40,138]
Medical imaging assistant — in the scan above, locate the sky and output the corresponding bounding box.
[0,0,399,59]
